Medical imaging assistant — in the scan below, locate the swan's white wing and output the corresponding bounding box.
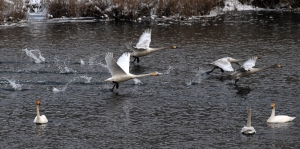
[105,52,127,76]
[241,126,256,135]
[116,53,131,74]
[213,58,234,71]
[242,56,257,71]
[125,41,146,52]
[270,115,296,123]
[136,29,151,49]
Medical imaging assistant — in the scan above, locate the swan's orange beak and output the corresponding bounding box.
[152,72,159,76]
[36,100,41,105]
[277,64,281,68]
[172,46,177,49]
[271,103,275,109]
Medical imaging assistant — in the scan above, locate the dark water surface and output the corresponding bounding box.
[0,11,300,148]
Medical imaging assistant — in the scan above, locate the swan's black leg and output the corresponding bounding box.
[220,68,224,73]
[206,67,217,74]
[110,84,116,92]
[132,57,137,63]
[234,79,239,85]
[110,82,119,92]
[137,57,140,63]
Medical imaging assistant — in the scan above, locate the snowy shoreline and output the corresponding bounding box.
[1,0,300,27]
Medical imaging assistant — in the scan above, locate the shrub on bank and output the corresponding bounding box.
[47,0,224,20]
[0,0,26,23]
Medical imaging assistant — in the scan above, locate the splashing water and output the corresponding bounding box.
[133,78,143,85]
[98,61,107,68]
[88,55,100,65]
[51,77,78,93]
[80,59,85,65]
[22,48,45,63]
[55,57,77,73]
[157,66,174,75]
[164,66,174,75]
[7,79,22,91]
[187,68,208,85]
[80,76,92,83]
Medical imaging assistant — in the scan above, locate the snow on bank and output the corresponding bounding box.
[223,0,255,11]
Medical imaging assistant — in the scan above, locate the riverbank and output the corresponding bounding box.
[0,0,300,25]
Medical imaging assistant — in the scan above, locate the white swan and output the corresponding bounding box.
[33,100,48,124]
[125,29,177,63]
[267,103,296,123]
[206,57,245,74]
[231,56,281,85]
[239,56,259,71]
[241,107,256,135]
[105,52,159,92]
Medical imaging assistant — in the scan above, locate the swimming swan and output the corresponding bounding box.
[125,29,177,63]
[231,57,281,85]
[267,103,296,123]
[105,52,159,92]
[33,100,48,124]
[206,57,245,74]
[241,107,256,135]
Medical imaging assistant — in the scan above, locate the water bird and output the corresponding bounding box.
[206,57,245,74]
[267,103,296,123]
[33,100,48,124]
[125,29,177,63]
[105,52,159,92]
[231,56,281,85]
[241,107,256,135]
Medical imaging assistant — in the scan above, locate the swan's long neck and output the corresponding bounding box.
[148,47,168,52]
[132,73,154,78]
[271,107,275,118]
[228,58,245,63]
[249,64,278,74]
[36,105,41,120]
[247,108,251,127]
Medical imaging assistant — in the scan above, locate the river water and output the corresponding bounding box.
[0,11,300,148]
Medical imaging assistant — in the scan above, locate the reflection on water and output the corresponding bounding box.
[35,124,48,135]
[267,122,295,129]
[0,11,299,148]
[235,86,252,96]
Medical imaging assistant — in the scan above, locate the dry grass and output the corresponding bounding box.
[0,0,26,23]
[157,0,222,17]
[48,0,111,18]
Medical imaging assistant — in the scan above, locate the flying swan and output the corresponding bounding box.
[125,29,177,63]
[231,56,281,85]
[206,57,245,74]
[33,100,48,124]
[267,103,296,123]
[241,107,256,135]
[105,52,159,92]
